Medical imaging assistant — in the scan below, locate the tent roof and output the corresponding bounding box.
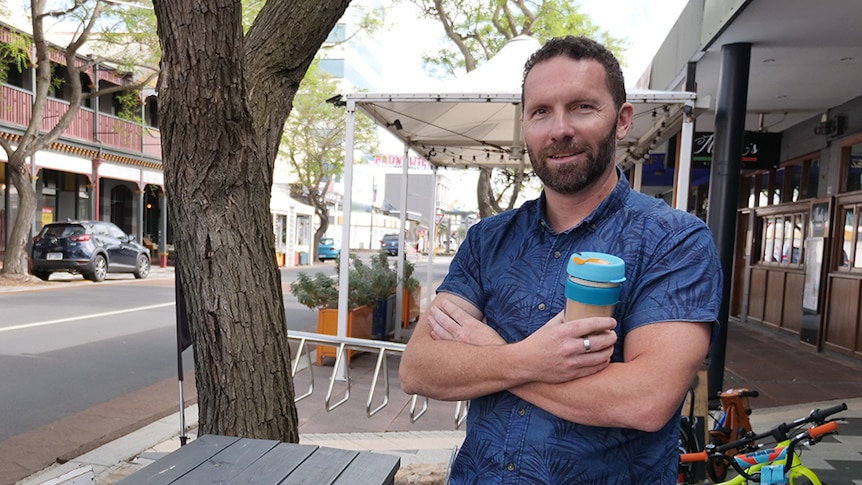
[346,36,696,170]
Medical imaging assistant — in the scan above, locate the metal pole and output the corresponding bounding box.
[675,104,695,211]
[335,100,357,381]
[159,191,168,267]
[394,145,410,341]
[706,43,751,398]
[426,169,437,310]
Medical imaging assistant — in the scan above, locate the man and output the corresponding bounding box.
[400,36,722,484]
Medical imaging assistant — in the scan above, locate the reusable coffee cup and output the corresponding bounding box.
[565,251,626,319]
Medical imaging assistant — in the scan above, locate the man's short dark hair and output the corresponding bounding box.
[522,36,626,111]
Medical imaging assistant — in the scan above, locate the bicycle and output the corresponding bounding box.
[708,388,760,481]
[679,402,847,485]
[678,387,760,484]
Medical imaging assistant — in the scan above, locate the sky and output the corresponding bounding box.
[380,0,690,90]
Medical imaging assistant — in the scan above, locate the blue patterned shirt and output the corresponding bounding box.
[438,171,722,484]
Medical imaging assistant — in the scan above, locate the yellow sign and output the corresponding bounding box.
[41,207,53,226]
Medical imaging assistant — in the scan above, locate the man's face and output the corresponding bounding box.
[521,56,631,194]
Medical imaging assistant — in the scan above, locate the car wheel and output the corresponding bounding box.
[86,254,107,282]
[32,270,51,281]
[134,254,150,279]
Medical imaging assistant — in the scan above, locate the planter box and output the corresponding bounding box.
[316,305,373,366]
[402,287,421,328]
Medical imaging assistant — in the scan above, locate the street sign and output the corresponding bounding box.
[435,213,444,225]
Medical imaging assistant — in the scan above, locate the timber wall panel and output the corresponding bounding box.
[748,268,767,321]
[825,276,859,355]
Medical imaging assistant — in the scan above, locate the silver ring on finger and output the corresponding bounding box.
[583,337,592,353]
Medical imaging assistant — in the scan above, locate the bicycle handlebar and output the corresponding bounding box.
[712,402,847,453]
[680,419,842,480]
[806,421,838,440]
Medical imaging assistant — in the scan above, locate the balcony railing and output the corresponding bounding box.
[287,330,468,429]
[0,84,160,158]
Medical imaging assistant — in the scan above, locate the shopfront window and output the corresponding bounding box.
[745,157,819,208]
[838,205,862,269]
[807,159,820,198]
[759,212,805,265]
[274,214,288,253]
[845,143,862,193]
[296,215,310,247]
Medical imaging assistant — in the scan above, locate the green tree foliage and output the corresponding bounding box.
[280,61,379,259]
[412,0,627,217]
[415,0,627,77]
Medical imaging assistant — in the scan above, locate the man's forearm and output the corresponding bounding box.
[400,335,531,401]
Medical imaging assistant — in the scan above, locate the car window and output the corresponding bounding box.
[106,223,128,239]
[41,224,84,238]
[320,238,334,245]
[90,223,109,236]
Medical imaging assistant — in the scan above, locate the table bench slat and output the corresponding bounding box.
[333,451,400,485]
[276,446,358,484]
[178,437,280,483]
[230,442,319,483]
[116,434,240,485]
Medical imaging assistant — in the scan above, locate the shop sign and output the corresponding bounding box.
[41,207,53,226]
[373,155,433,170]
[692,131,781,170]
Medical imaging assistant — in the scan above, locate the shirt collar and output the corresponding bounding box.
[536,167,631,234]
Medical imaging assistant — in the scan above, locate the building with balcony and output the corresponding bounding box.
[0,20,165,262]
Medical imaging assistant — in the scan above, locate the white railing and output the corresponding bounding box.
[287,330,468,429]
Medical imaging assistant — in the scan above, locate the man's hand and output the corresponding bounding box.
[428,299,505,345]
[428,299,617,384]
[520,312,617,383]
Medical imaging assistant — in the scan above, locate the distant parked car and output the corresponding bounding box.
[30,221,150,282]
[317,237,341,262]
[380,234,401,256]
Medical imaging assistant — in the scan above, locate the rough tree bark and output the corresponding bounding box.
[152,0,349,440]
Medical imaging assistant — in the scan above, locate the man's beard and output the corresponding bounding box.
[529,126,617,195]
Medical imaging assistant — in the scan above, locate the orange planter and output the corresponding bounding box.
[402,287,421,328]
[316,305,373,366]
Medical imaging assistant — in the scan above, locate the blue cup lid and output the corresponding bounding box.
[566,252,626,284]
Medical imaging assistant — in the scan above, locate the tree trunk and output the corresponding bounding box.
[1,153,36,275]
[477,167,496,218]
[153,0,318,441]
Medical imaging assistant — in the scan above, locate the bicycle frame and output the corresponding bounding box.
[681,420,839,485]
[717,441,820,485]
[708,388,759,481]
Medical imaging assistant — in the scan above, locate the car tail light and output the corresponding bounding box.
[32,235,42,243]
[69,234,91,242]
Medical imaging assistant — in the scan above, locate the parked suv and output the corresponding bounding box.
[30,221,151,282]
[380,234,401,256]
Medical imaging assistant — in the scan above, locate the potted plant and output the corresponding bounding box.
[401,257,421,328]
[290,254,378,365]
[366,251,398,339]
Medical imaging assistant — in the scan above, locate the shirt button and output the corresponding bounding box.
[554,250,561,258]
[507,463,515,471]
[537,303,546,311]
[518,408,526,416]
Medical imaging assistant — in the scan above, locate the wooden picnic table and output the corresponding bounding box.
[116,434,400,484]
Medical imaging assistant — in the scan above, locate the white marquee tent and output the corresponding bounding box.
[332,36,700,344]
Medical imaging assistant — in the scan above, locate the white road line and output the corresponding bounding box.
[0,302,175,333]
